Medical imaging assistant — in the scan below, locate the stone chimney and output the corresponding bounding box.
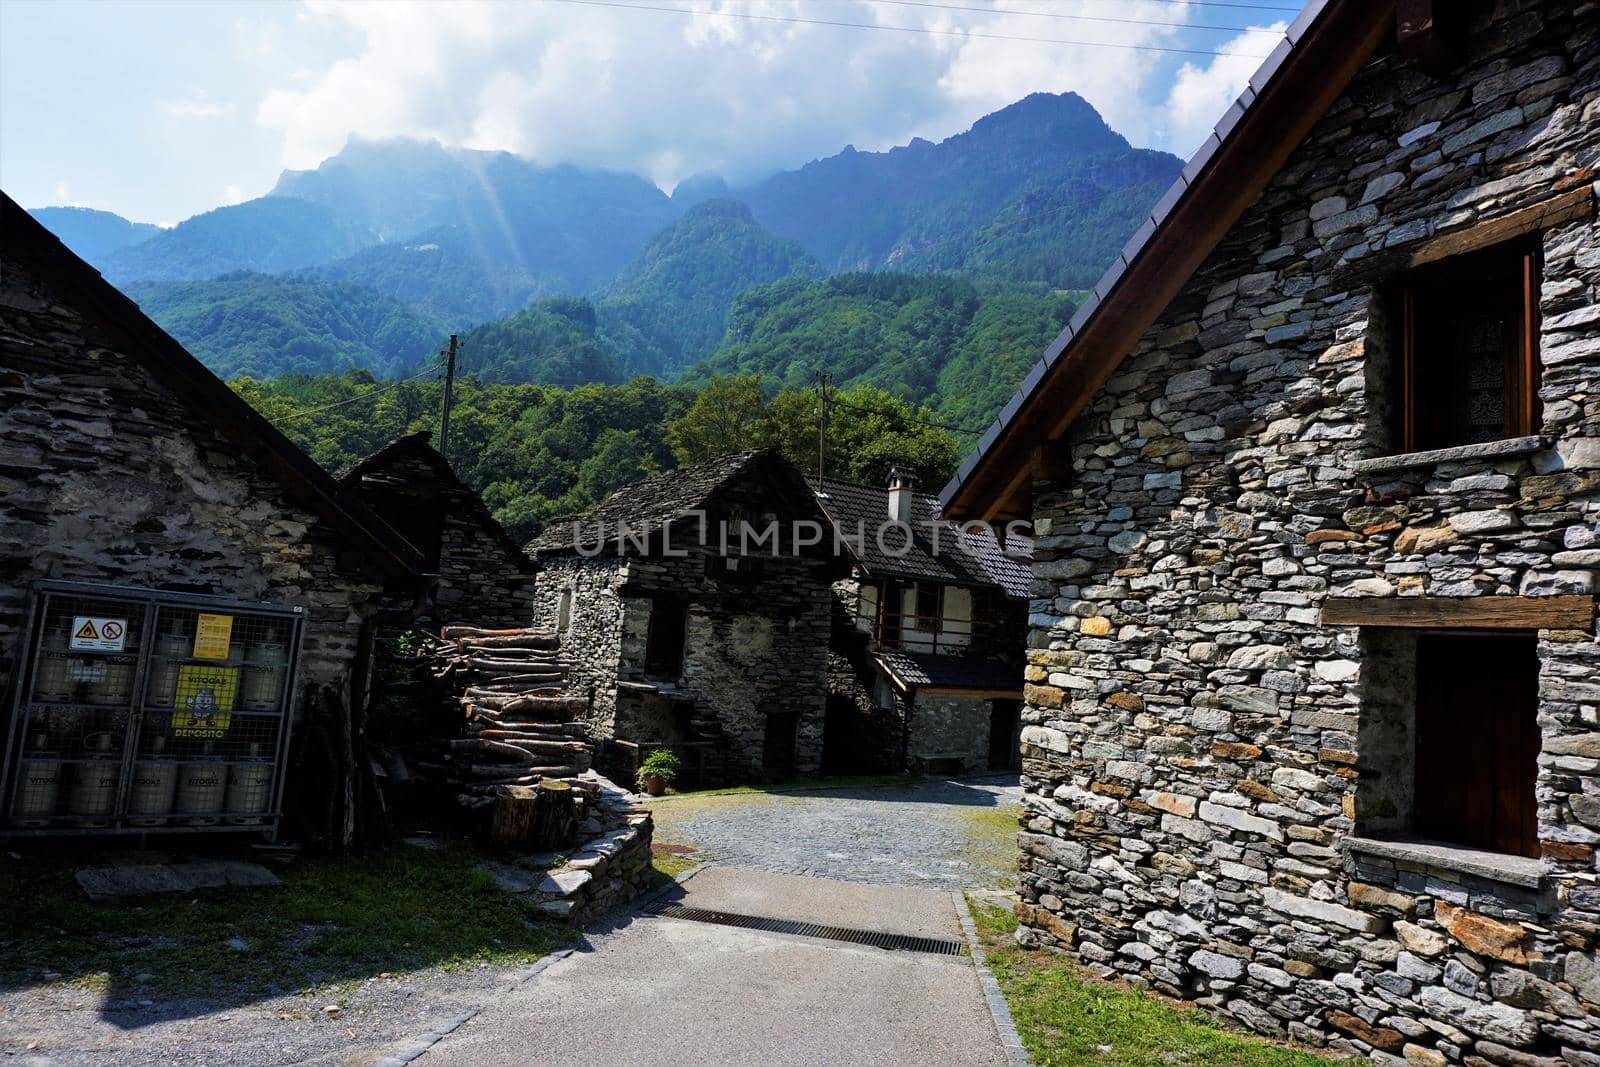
[887,468,916,525]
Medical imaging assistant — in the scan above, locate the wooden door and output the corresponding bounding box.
[1413,634,1540,858]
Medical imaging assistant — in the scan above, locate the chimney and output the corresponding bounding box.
[887,468,916,525]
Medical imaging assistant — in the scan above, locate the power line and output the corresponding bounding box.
[547,0,1277,58]
[273,361,445,424]
[865,0,1285,35]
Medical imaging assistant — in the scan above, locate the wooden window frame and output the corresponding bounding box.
[1398,241,1540,454]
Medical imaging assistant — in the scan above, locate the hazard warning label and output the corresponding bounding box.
[69,616,127,652]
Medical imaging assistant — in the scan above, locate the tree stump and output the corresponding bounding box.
[489,778,577,851]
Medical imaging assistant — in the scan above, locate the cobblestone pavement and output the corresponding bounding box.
[649,774,1022,889]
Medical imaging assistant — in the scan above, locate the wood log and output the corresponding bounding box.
[442,625,555,640]
[458,632,562,647]
[468,762,582,778]
[484,779,582,855]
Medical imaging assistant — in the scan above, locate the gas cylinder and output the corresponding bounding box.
[68,736,120,822]
[175,759,226,822]
[12,739,62,822]
[127,737,177,823]
[225,744,274,822]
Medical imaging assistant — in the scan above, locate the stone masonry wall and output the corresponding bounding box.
[531,555,629,740]
[622,549,834,781]
[1017,5,1600,1063]
[908,692,993,773]
[346,446,534,630]
[0,256,403,715]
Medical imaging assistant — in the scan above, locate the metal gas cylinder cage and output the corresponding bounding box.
[1,580,306,837]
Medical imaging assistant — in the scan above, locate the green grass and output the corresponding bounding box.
[969,901,1337,1067]
[656,773,919,800]
[0,844,561,999]
[960,804,1022,886]
[647,843,702,886]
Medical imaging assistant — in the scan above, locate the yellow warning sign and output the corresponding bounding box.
[171,664,238,738]
[193,613,234,660]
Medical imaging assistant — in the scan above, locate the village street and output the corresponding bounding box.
[0,776,1025,1065]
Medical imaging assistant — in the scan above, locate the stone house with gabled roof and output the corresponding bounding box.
[940,1,1600,1059]
[0,192,425,841]
[526,449,846,783]
[341,432,535,629]
[817,471,1031,775]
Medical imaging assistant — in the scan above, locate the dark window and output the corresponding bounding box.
[1395,241,1540,452]
[1413,633,1540,858]
[643,599,687,679]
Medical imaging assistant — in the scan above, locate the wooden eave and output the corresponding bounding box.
[940,1,1397,524]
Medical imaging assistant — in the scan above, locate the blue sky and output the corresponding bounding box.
[0,0,1303,226]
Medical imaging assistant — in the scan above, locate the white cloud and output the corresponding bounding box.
[254,0,1210,188]
[160,88,237,122]
[1161,21,1287,159]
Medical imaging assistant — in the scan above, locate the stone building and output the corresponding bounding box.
[341,432,535,629]
[941,2,1600,1060]
[527,450,845,783]
[0,193,425,835]
[819,472,1031,775]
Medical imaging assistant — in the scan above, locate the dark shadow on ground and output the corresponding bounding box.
[0,833,571,1031]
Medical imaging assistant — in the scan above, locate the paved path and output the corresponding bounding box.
[650,775,1022,888]
[414,866,1012,1066]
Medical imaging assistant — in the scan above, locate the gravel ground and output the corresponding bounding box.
[650,774,1022,888]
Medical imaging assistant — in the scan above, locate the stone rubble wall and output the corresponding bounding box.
[623,551,834,781]
[0,253,404,714]
[348,447,534,629]
[531,556,629,739]
[908,692,994,773]
[533,548,834,782]
[1017,5,1600,1063]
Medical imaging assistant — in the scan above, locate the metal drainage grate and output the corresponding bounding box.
[645,903,969,956]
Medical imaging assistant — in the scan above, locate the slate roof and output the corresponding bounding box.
[940,0,1401,521]
[526,449,827,556]
[874,649,1022,694]
[815,478,1032,598]
[341,431,535,573]
[2,192,424,577]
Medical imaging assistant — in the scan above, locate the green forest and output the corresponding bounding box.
[235,372,965,542]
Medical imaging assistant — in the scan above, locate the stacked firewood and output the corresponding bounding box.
[417,625,597,811]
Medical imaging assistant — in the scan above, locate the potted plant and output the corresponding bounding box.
[637,749,681,797]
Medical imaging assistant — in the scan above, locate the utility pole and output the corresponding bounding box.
[814,371,832,490]
[439,334,458,460]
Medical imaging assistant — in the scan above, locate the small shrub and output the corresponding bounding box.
[637,748,682,790]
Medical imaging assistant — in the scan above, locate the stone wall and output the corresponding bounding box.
[345,445,534,630]
[531,556,628,739]
[621,550,834,781]
[907,692,993,773]
[0,256,406,715]
[533,546,835,782]
[1016,5,1600,1062]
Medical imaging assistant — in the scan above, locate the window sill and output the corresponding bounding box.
[1352,436,1550,476]
[1344,835,1545,889]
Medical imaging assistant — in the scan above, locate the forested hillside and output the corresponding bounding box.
[126,273,445,380]
[592,199,823,377]
[33,91,1170,438]
[27,207,160,263]
[688,273,1077,428]
[235,372,961,540]
[738,92,1180,285]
